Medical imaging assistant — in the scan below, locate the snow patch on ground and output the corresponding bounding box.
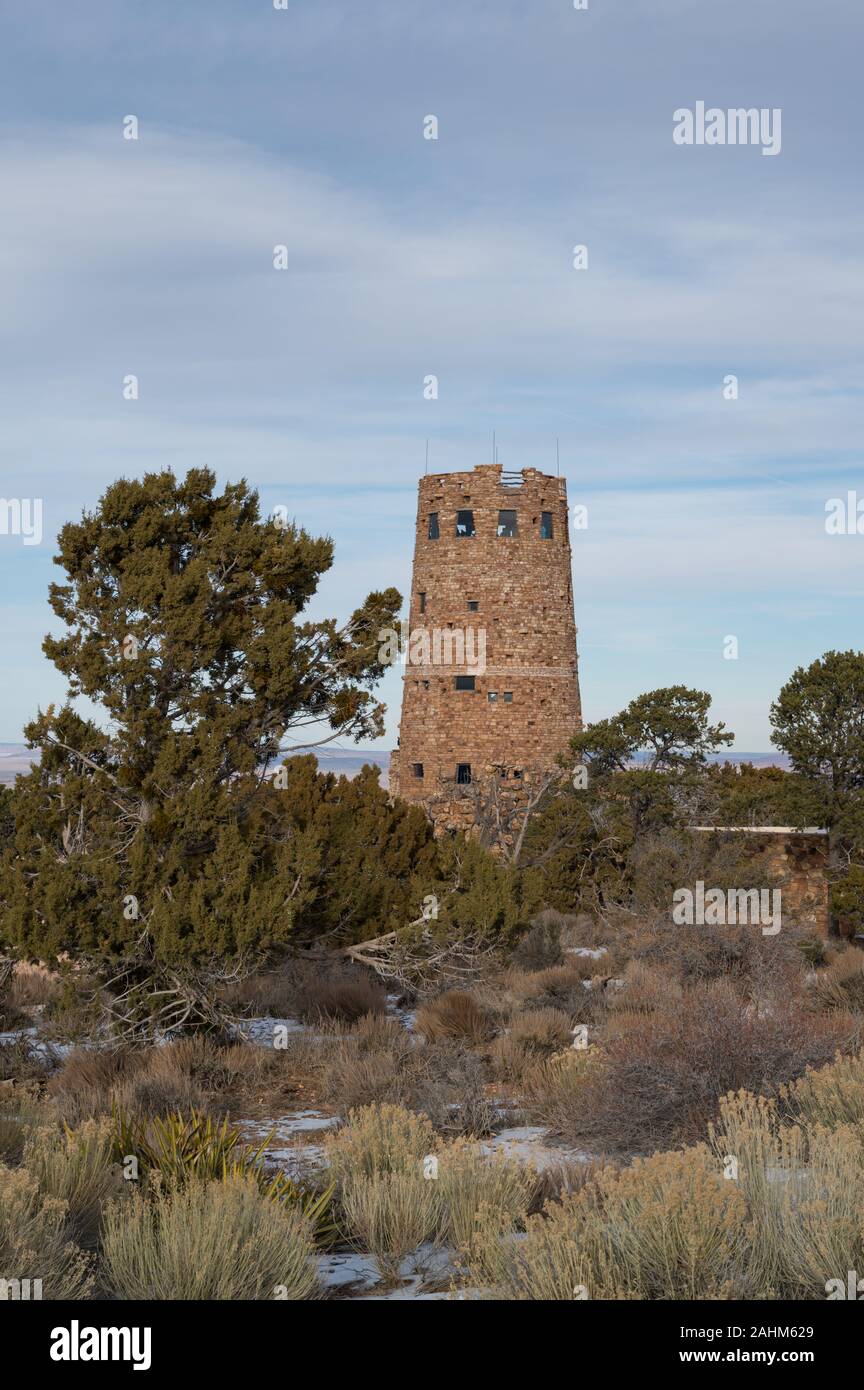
[480,1125,593,1171]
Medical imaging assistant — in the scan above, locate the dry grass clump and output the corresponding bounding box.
[709,1086,864,1298]
[325,1103,437,1188]
[491,1008,573,1081]
[341,1170,441,1280]
[297,974,387,1024]
[0,1085,47,1163]
[101,1174,319,1300]
[9,963,62,1010]
[782,1049,864,1128]
[23,1119,123,1249]
[474,1144,751,1300]
[0,1037,52,1085]
[807,948,864,1014]
[220,969,297,1018]
[413,991,494,1044]
[0,1163,95,1300]
[605,960,681,1019]
[436,1140,535,1258]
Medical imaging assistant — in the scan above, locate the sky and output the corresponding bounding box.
[0,0,861,751]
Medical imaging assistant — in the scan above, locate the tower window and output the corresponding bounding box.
[503,691,513,703]
[456,763,472,785]
[455,675,476,691]
[498,509,518,538]
[513,769,523,780]
[487,691,498,703]
[428,513,439,539]
[419,591,426,613]
[412,763,424,779]
[540,511,554,539]
[455,510,475,537]
[467,599,479,612]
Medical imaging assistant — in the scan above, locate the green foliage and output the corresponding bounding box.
[770,651,864,813]
[111,1107,337,1245]
[0,468,401,968]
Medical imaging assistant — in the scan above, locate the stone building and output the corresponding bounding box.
[690,826,831,937]
[389,464,582,828]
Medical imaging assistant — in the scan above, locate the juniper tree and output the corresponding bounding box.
[770,650,864,930]
[0,468,401,1027]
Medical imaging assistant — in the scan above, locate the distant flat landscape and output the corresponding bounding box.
[0,743,789,787]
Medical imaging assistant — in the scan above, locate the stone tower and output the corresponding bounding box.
[389,463,582,827]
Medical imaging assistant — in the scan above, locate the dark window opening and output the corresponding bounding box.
[455,510,475,537]
[412,763,424,779]
[540,511,554,539]
[513,769,523,780]
[487,691,498,703]
[456,763,472,785]
[455,675,476,691]
[503,691,513,703]
[467,599,479,612]
[418,591,426,613]
[498,509,518,538]
[428,513,439,539]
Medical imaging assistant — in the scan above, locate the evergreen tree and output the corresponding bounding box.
[0,469,401,981]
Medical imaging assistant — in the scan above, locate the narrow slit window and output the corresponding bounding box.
[540,511,554,539]
[455,509,475,537]
[418,591,426,613]
[428,513,440,539]
[498,509,518,538]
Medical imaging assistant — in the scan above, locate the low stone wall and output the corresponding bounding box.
[691,827,830,938]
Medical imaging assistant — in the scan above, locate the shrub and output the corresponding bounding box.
[491,1008,573,1080]
[530,978,855,1152]
[325,1104,437,1188]
[808,949,864,1014]
[0,1163,94,1300]
[47,1047,140,1122]
[710,1088,864,1299]
[475,1145,751,1300]
[23,1119,122,1249]
[8,963,62,1010]
[783,1050,864,1129]
[297,975,387,1024]
[101,1174,319,1300]
[436,1140,535,1257]
[414,991,493,1044]
[512,915,564,971]
[109,1107,336,1242]
[340,1170,441,1280]
[0,1085,46,1163]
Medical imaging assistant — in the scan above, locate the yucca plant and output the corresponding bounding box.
[111,1106,337,1245]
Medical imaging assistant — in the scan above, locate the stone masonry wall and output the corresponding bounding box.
[390,464,582,827]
